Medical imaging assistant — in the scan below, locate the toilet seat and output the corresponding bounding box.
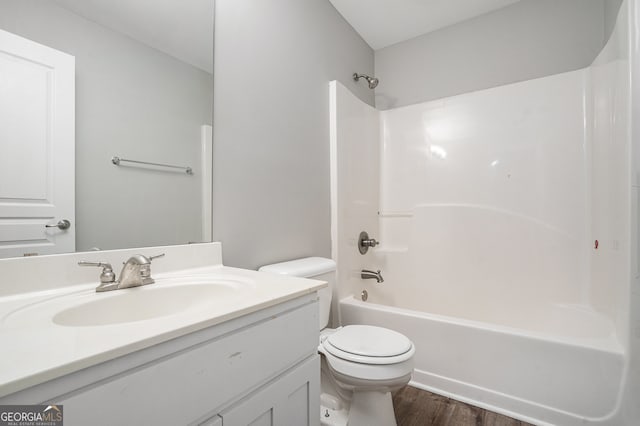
[319,345,415,382]
[322,325,415,365]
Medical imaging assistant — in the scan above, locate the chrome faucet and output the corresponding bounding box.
[361,269,384,283]
[79,253,165,292]
[118,254,165,289]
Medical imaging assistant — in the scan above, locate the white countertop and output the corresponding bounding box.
[0,244,326,398]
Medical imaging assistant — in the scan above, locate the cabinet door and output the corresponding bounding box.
[221,355,320,426]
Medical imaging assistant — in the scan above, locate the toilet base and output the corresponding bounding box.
[319,391,396,426]
[320,401,348,426]
[348,390,397,426]
[319,353,406,426]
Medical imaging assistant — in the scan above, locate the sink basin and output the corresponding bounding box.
[1,274,256,329]
[52,283,244,327]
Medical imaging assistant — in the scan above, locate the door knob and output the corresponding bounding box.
[45,219,71,230]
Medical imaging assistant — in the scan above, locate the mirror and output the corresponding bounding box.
[0,0,214,258]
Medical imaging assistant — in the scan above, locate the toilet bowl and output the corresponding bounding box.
[259,257,415,426]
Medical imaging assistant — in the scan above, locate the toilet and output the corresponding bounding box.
[259,257,415,426]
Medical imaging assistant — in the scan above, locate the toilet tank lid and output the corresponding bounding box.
[258,257,336,278]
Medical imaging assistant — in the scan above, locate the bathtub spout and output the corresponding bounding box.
[361,269,384,283]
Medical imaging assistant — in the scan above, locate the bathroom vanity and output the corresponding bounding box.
[0,243,324,425]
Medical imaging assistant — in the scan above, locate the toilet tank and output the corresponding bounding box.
[258,257,335,330]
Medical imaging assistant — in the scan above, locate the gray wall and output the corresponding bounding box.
[605,0,624,39]
[0,0,213,251]
[375,0,611,109]
[213,0,374,269]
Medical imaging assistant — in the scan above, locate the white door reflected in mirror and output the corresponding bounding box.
[0,29,75,258]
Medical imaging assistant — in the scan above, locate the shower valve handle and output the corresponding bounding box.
[361,238,379,247]
[358,231,380,254]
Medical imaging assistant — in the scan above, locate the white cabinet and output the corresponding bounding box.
[220,355,320,426]
[2,294,320,426]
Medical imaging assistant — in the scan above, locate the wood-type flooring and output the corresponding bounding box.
[393,386,535,426]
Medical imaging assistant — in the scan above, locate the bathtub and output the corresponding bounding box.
[339,295,625,426]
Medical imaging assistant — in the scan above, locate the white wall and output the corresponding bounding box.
[0,0,213,251]
[213,0,374,269]
[606,0,625,37]
[329,81,380,325]
[375,0,609,109]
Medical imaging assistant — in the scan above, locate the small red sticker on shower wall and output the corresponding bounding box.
[595,240,599,249]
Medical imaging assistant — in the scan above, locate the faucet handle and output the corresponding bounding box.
[78,261,116,284]
[140,253,164,279]
[123,253,165,266]
[148,253,165,262]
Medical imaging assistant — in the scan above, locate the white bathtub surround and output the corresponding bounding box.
[329,81,381,326]
[330,1,636,424]
[589,0,632,346]
[0,242,326,400]
[379,68,590,313]
[624,0,640,423]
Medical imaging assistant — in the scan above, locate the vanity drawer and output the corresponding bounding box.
[56,299,319,426]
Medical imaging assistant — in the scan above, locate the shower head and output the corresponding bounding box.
[353,73,379,89]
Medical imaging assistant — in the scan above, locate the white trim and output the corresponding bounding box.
[200,125,213,242]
